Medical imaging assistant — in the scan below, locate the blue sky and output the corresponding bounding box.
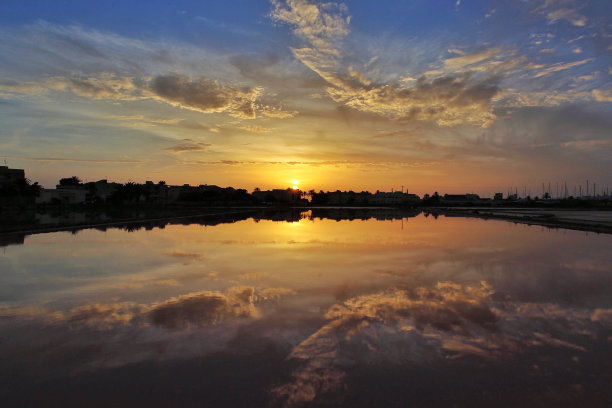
[0,0,611,195]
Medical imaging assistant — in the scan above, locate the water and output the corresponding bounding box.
[1,210,611,407]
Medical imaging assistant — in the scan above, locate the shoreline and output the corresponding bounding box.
[1,206,611,239]
[425,207,612,234]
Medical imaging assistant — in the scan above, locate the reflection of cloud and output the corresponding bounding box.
[256,287,297,301]
[148,287,258,329]
[0,287,264,331]
[273,281,609,406]
[67,303,139,328]
[591,308,612,323]
[165,250,207,261]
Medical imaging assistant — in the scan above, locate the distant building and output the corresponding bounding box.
[442,194,481,205]
[494,193,503,201]
[371,191,420,205]
[0,166,25,186]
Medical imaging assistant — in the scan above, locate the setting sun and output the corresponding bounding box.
[291,180,299,190]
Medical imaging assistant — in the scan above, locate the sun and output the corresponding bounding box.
[291,180,299,190]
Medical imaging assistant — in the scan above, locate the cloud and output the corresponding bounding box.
[546,8,587,26]
[592,89,612,102]
[334,73,500,127]
[46,74,142,100]
[259,107,299,118]
[271,1,499,126]
[147,287,258,329]
[2,71,294,121]
[443,48,500,70]
[533,58,593,78]
[103,115,183,124]
[0,155,141,163]
[0,79,46,95]
[163,138,211,153]
[149,74,262,118]
[239,125,271,133]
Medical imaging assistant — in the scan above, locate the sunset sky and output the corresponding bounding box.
[1,0,611,196]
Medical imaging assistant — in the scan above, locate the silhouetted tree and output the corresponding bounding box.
[59,176,82,186]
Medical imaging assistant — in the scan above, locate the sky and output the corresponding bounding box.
[0,0,611,196]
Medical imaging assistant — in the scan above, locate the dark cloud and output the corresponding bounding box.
[149,74,261,118]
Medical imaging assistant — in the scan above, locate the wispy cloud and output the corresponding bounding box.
[546,8,587,26]
[533,58,593,78]
[163,139,211,153]
[0,155,141,163]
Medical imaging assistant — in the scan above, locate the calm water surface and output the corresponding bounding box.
[1,211,611,407]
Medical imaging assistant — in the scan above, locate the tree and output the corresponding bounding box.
[59,176,82,186]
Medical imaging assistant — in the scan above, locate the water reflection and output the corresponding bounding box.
[1,212,611,407]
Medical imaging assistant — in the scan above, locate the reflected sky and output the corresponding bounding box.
[1,213,612,407]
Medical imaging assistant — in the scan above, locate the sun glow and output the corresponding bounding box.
[292,180,299,190]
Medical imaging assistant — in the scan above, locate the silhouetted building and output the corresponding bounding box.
[0,166,25,186]
[494,193,503,201]
[371,191,420,205]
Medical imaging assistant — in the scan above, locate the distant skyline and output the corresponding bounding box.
[1,0,611,196]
